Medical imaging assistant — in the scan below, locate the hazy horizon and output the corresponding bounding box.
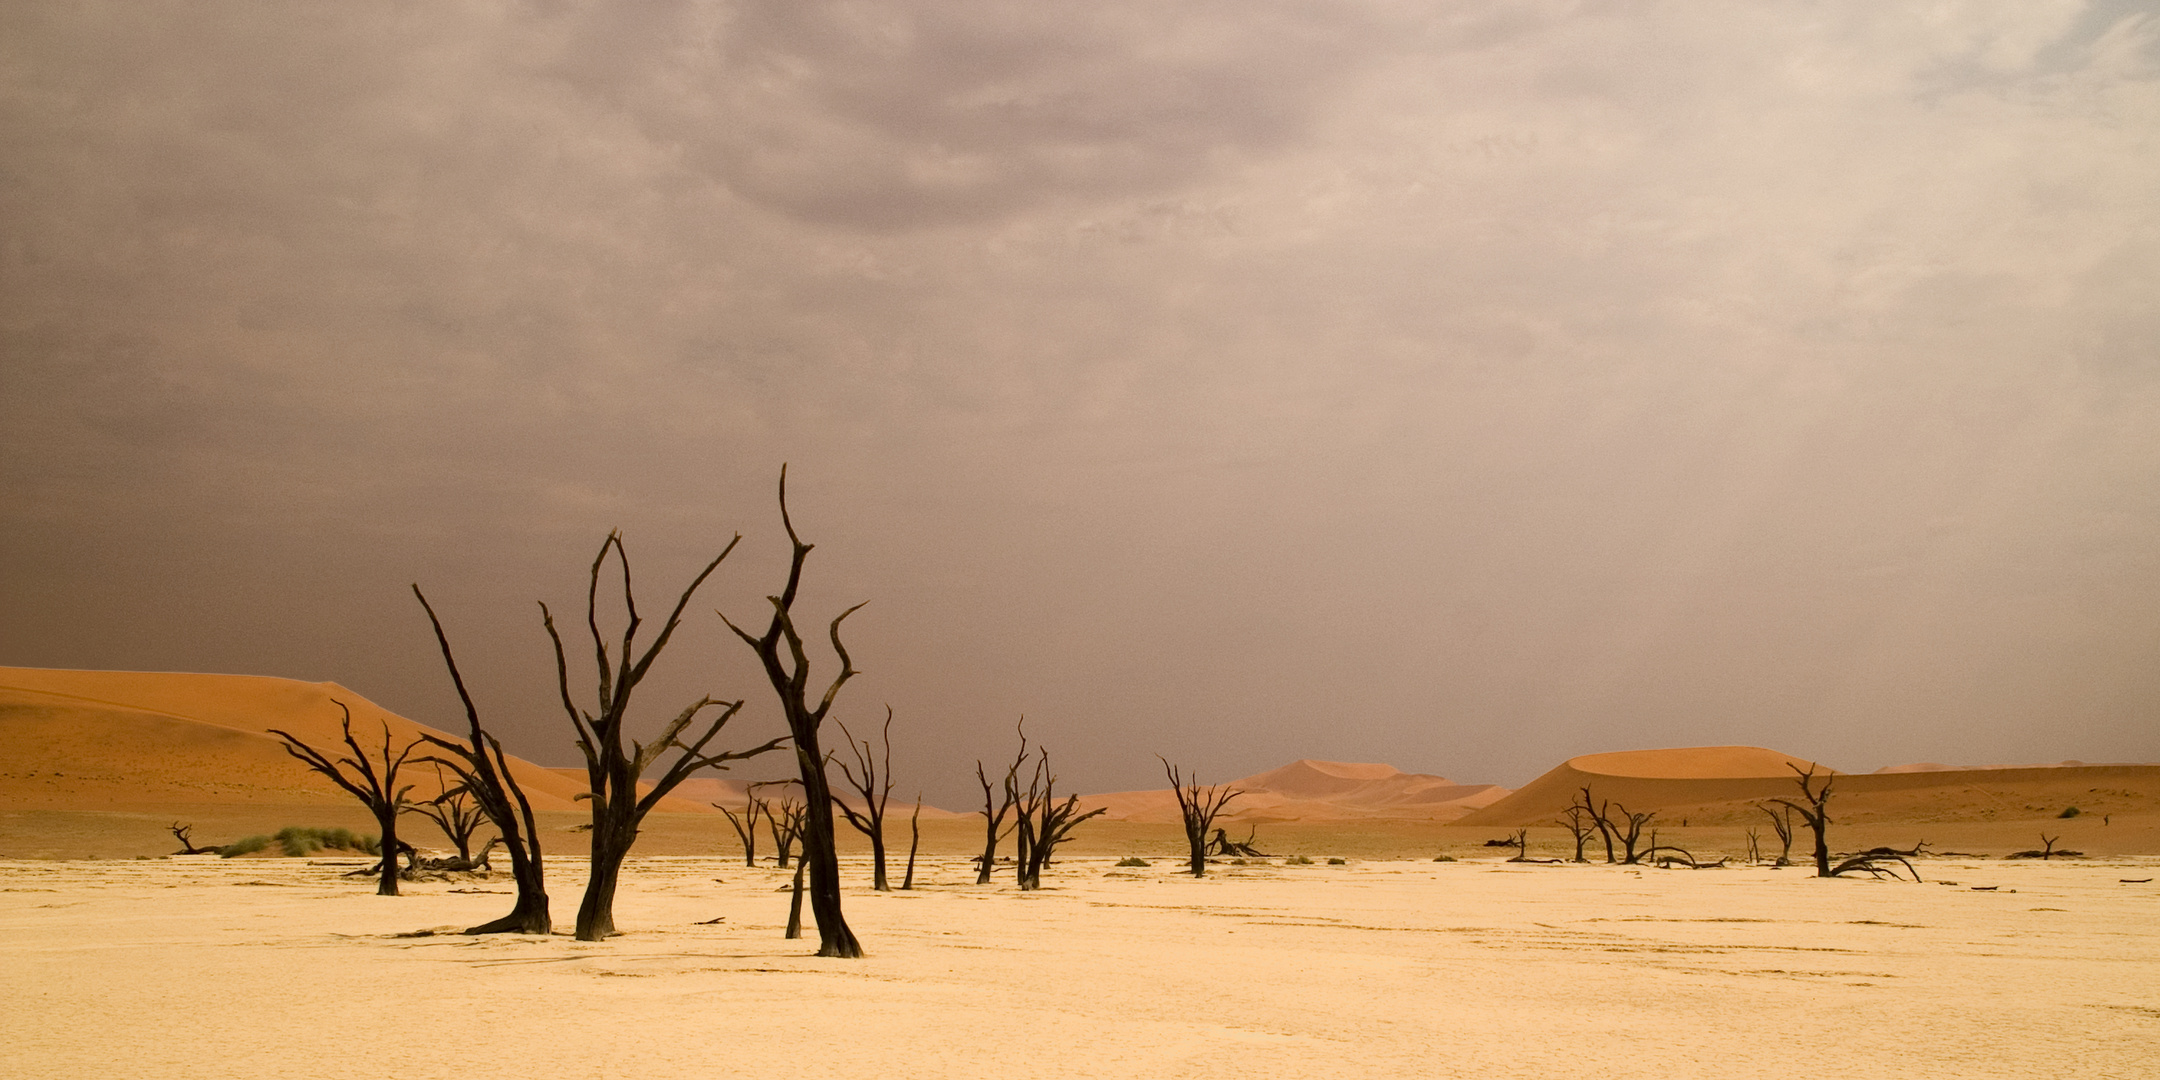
[5,3,2156,806]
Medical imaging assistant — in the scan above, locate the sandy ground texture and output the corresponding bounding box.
[5,853,2157,1080]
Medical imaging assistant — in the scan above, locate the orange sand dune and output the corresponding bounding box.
[0,667,698,813]
[1873,758,2135,773]
[561,772,972,820]
[1458,746,1822,827]
[1082,759,1510,824]
[1461,744,2160,828]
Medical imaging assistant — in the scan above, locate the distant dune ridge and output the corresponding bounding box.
[1457,745,2160,828]
[0,667,653,812]
[1080,759,1510,824]
[7,669,2157,832]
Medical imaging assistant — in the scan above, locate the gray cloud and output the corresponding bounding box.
[3,2,2157,803]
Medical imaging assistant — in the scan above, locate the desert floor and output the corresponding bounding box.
[4,852,2157,1080]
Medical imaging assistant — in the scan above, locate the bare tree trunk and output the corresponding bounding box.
[785,857,807,939]
[792,742,860,956]
[411,586,553,934]
[722,467,868,958]
[375,807,404,896]
[576,818,640,940]
[902,795,921,890]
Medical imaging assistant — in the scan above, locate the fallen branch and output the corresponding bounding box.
[1828,853,1921,881]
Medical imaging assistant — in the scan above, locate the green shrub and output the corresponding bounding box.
[2059,806,2082,818]
[1326,857,1348,865]
[1286,855,1313,865]
[1431,855,1456,862]
[1115,857,1149,867]
[219,835,270,858]
[271,826,379,857]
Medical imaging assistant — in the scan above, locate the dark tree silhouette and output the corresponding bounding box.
[830,707,897,891]
[1756,802,1797,866]
[270,701,417,897]
[754,784,807,867]
[973,723,1030,885]
[1572,787,1618,863]
[716,795,766,867]
[411,585,552,934]
[1769,764,1835,876]
[1559,806,1594,863]
[410,762,490,864]
[168,822,218,855]
[1607,802,1656,864]
[901,794,923,890]
[1161,758,1243,877]
[1012,746,1107,890]
[1206,826,1268,857]
[548,531,787,941]
[721,467,869,958]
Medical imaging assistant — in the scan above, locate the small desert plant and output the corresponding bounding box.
[2059,806,2082,819]
[272,826,378,857]
[1326,857,1347,865]
[1114,857,1149,867]
[1431,855,1456,862]
[219,835,271,858]
[1286,854,1313,865]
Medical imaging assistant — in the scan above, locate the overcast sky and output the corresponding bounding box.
[4,1,2156,806]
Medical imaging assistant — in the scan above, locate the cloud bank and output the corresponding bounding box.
[3,1,2156,801]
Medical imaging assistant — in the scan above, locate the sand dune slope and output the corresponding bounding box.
[1083,759,1509,824]
[1,667,595,811]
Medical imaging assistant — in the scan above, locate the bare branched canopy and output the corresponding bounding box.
[546,530,786,941]
[1160,758,1244,877]
[411,584,552,933]
[270,700,417,896]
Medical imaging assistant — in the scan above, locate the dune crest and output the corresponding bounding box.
[0,666,699,813]
[1081,758,1510,824]
[1462,744,2160,828]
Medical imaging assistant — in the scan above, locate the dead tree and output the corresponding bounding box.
[410,836,503,873]
[829,706,897,891]
[716,796,766,867]
[784,857,808,939]
[1608,802,1656,865]
[1207,826,1269,857]
[1768,764,1835,876]
[1559,806,1594,863]
[1161,757,1243,878]
[270,701,417,897]
[548,531,787,941]
[409,763,491,865]
[1505,828,1531,862]
[1012,746,1107,890]
[753,782,805,867]
[721,467,869,958]
[973,722,1030,885]
[2008,834,2082,860]
[1647,844,1726,869]
[1573,787,1619,863]
[412,585,552,934]
[901,794,923,890]
[1756,802,1797,866]
[168,823,219,855]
